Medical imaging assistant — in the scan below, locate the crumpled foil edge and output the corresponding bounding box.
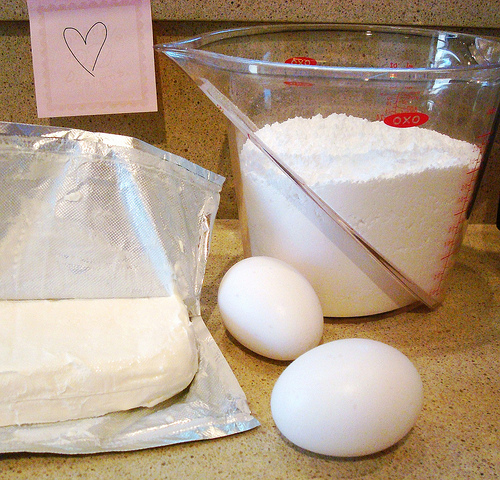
[0,121,225,188]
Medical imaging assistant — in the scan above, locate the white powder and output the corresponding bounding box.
[239,113,479,316]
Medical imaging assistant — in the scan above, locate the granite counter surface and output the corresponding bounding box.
[1,220,499,479]
[2,0,500,28]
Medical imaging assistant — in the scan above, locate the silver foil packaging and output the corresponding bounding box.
[0,122,259,454]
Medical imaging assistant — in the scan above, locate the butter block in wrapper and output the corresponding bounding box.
[0,122,259,454]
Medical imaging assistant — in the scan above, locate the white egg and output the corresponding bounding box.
[217,256,324,361]
[271,338,423,457]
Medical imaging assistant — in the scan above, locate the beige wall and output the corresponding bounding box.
[1,3,499,222]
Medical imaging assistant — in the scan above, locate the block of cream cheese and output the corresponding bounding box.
[0,296,198,427]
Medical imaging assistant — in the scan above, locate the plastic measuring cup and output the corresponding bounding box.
[156,24,500,317]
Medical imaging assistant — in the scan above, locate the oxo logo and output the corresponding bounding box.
[383,112,429,128]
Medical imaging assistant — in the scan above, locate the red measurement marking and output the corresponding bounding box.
[383,112,429,128]
[433,271,445,281]
[285,57,317,65]
[477,131,492,138]
[441,251,455,261]
[434,175,473,294]
[389,62,414,68]
[284,81,314,87]
[443,238,456,247]
[429,287,442,297]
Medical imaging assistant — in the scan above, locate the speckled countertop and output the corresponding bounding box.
[2,0,500,28]
[1,220,499,479]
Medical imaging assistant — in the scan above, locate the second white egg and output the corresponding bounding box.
[271,338,424,457]
[217,256,324,360]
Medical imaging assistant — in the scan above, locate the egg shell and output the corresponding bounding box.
[271,338,424,457]
[217,256,324,361]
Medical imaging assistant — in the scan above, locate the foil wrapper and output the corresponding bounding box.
[0,122,259,454]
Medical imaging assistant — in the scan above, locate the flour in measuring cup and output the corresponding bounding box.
[239,113,479,316]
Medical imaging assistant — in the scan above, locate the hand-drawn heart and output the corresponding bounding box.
[63,22,108,77]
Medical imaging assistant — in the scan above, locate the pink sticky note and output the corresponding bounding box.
[27,0,158,118]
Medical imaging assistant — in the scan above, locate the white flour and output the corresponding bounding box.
[239,113,479,316]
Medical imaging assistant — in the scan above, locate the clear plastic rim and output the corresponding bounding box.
[155,23,500,80]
